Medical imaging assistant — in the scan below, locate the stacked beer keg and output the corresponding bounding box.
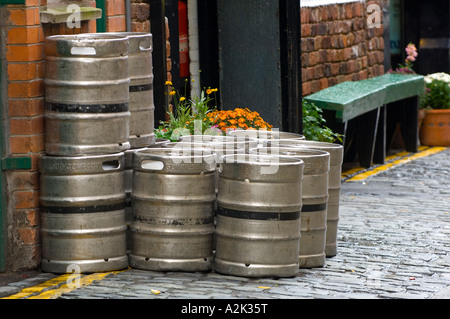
[39,32,344,277]
[40,32,156,273]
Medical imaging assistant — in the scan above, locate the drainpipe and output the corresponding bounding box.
[187,0,200,98]
[125,0,131,32]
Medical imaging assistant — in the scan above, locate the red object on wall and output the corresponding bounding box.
[178,1,189,78]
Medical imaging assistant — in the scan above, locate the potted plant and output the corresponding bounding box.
[302,100,343,143]
[419,72,450,146]
[155,81,222,141]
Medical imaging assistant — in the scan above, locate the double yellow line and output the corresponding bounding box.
[341,146,447,182]
[1,269,127,299]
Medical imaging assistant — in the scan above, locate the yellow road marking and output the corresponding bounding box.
[1,274,73,299]
[29,270,125,299]
[1,269,127,299]
[343,146,447,182]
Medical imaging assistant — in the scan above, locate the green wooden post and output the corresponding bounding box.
[96,0,107,32]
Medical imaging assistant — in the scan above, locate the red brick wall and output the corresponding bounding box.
[106,0,126,32]
[2,0,46,270]
[301,0,385,96]
[130,0,150,32]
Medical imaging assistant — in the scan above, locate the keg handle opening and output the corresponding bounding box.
[139,39,152,52]
[102,160,121,171]
[141,160,164,170]
[70,47,96,56]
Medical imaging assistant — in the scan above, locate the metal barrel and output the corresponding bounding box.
[123,140,168,252]
[252,147,330,268]
[214,154,304,278]
[44,34,131,156]
[130,148,216,271]
[39,153,128,273]
[267,139,343,257]
[97,32,155,148]
[123,147,148,254]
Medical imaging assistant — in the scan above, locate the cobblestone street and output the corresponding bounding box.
[1,147,449,303]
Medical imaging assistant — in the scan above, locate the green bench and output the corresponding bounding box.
[304,73,425,167]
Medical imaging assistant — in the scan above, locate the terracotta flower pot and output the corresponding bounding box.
[419,109,450,146]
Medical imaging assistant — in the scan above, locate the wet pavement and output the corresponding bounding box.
[1,146,449,303]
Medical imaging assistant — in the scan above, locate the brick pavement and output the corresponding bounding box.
[1,147,449,301]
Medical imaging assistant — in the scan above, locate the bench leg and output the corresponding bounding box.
[373,105,387,164]
[356,107,380,168]
[400,96,419,153]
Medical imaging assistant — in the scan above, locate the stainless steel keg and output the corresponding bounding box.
[104,32,155,148]
[123,147,148,254]
[267,139,343,257]
[214,154,304,277]
[39,153,128,273]
[252,147,330,268]
[130,148,216,271]
[44,34,131,156]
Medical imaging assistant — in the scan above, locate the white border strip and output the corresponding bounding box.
[301,0,364,7]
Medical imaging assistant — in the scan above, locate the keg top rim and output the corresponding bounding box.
[40,152,125,160]
[45,34,128,42]
[251,147,330,158]
[93,32,152,39]
[178,135,258,148]
[270,139,343,149]
[220,153,304,166]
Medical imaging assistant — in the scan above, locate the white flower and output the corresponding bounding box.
[424,72,450,84]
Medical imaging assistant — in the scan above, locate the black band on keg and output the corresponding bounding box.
[45,102,129,113]
[217,207,300,221]
[301,203,328,212]
[129,83,153,92]
[40,202,127,214]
